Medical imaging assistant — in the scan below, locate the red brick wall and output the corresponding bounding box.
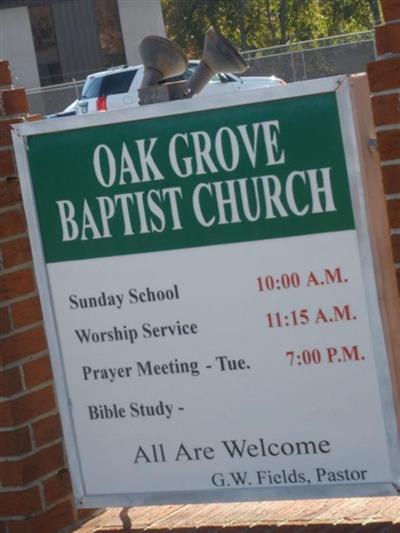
[367,0,400,292]
[0,60,96,533]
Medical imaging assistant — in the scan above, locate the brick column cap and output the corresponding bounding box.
[0,60,12,87]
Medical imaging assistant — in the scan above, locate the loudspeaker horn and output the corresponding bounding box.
[187,26,248,96]
[139,35,188,89]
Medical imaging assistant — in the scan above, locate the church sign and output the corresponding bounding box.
[13,75,400,507]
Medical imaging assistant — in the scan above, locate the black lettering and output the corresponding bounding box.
[69,294,79,310]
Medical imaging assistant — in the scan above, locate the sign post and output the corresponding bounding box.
[13,74,400,507]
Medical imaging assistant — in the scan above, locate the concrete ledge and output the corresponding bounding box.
[73,497,400,532]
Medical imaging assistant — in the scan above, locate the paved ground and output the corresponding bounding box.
[74,497,400,532]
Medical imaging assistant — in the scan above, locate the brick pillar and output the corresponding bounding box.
[0,60,96,533]
[367,0,400,294]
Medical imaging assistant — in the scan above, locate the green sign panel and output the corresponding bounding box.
[28,93,354,263]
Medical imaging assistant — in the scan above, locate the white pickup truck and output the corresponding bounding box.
[76,60,286,115]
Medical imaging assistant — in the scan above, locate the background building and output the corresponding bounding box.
[0,0,165,96]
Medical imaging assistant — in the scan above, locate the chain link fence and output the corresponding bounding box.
[242,31,375,82]
[26,31,375,116]
[26,79,84,116]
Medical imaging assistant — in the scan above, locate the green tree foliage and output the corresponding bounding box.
[320,0,378,34]
[161,0,380,56]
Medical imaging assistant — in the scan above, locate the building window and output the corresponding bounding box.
[29,4,62,85]
[95,0,126,68]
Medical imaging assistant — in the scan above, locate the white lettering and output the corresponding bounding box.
[93,144,116,187]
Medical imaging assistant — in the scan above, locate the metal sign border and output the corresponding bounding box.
[12,75,400,507]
